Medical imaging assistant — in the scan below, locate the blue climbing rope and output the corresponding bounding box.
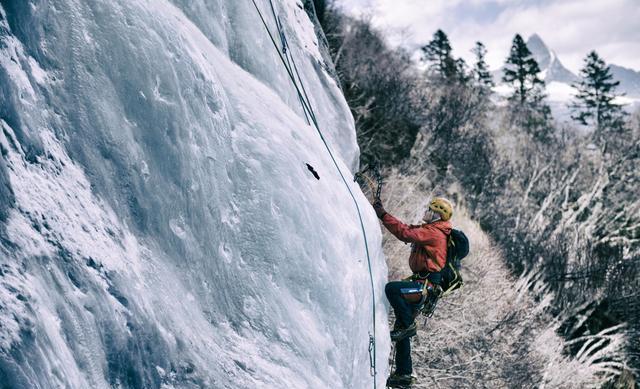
[248,1,378,386]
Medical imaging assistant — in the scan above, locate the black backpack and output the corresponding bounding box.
[440,229,469,294]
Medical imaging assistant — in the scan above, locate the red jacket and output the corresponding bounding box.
[381,213,452,273]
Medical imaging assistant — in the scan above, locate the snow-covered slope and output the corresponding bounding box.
[0,1,389,388]
[610,64,640,98]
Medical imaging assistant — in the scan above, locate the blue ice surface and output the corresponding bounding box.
[0,1,389,388]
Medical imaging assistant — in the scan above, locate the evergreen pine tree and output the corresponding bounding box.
[570,50,626,135]
[523,92,554,143]
[503,34,553,143]
[421,29,457,80]
[455,58,471,84]
[472,41,494,93]
[502,34,544,104]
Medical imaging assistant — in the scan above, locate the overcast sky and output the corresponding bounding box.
[334,0,640,73]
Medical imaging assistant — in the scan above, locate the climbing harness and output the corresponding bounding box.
[249,1,379,386]
[418,285,442,320]
[404,274,443,322]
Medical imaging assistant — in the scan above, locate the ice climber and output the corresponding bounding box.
[373,197,454,388]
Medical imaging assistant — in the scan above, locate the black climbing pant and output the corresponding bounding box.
[394,336,412,376]
[385,280,423,375]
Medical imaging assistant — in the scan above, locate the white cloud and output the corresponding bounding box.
[335,0,640,73]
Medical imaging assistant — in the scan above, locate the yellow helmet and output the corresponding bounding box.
[429,197,453,221]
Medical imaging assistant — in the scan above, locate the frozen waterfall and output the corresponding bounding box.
[0,0,389,387]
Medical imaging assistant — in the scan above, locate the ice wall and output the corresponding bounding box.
[0,1,388,388]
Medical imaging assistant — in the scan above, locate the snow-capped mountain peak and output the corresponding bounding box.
[493,34,578,86]
[526,33,552,69]
[493,34,640,121]
[525,34,578,84]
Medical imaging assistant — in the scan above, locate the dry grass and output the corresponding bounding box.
[380,171,630,388]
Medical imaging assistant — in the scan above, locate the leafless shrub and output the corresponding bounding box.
[317,3,639,382]
[320,7,425,167]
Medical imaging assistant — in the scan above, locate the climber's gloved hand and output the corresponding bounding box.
[372,199,386,219]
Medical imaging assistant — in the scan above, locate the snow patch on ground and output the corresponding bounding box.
[547,81,576,102]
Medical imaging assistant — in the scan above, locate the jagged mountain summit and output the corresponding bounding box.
[494,34,640,120]
[492,34,574,86]
[492,33,579,104]
[525,34,640,98]
[525,33,579,85]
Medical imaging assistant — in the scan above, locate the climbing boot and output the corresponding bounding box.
[386,373,415,388]
[390,321,416,342]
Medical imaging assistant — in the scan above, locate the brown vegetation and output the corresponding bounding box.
[316,1,639,385]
